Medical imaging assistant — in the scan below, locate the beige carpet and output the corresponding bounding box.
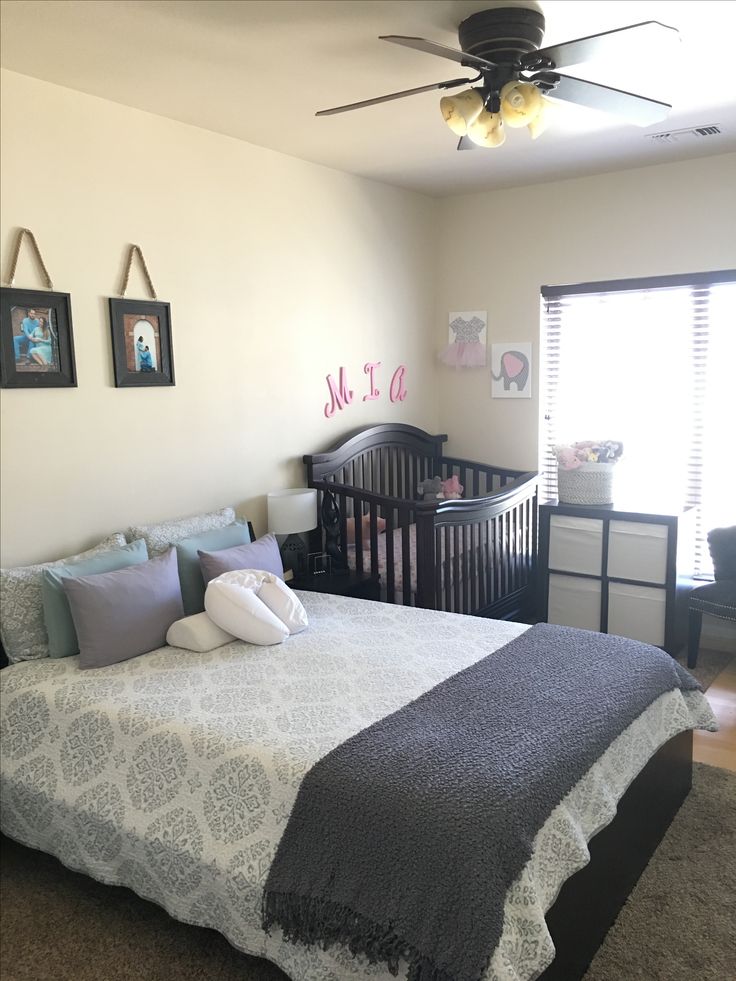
[673,645,732,691]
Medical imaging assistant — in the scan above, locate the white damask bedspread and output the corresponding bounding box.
[0,593,716,981]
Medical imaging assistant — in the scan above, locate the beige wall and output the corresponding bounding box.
[434,153,736,471]
[0,70,438,566]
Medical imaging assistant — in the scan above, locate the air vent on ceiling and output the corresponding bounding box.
[648,124,723,144]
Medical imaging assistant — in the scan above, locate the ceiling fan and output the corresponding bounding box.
[316,6,679,149]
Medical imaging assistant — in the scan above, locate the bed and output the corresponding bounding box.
[0,592,715,981]
[303,424,538,619]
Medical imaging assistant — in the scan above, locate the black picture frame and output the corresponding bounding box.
[109,298,175,388]
[0,287,77,388]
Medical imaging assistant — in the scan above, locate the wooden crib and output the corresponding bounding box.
[304,424,538,620]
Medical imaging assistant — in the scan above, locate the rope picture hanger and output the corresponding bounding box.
[109,243,173,387]
[3,227,54,289]
[119,244,157,300]
[0,228,77,389]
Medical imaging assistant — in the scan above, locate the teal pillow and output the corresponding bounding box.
[41,538,149,658]
[175,519,253,616]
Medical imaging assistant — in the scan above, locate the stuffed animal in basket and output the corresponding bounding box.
[440,475,464,500]
[417,476,443,501]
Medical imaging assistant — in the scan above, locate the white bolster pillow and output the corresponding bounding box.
[166,612,235,653]
[204,569,308,646]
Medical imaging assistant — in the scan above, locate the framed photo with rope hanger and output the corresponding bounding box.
[108,244,175,388]
[0,229,77,389]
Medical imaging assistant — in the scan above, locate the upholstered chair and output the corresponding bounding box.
[688,525,736,667]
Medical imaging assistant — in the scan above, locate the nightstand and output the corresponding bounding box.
[289,570,380,601]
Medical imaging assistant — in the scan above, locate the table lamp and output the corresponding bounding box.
[267,488,318,576]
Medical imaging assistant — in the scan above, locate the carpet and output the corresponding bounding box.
[673,645,733,692]
[1,761,734,981]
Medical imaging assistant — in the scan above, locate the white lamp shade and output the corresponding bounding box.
[267,488,318,535]
[467,110,506,147]
[500,81,543,128]
[528,97,550,139]
[440,88,484,136]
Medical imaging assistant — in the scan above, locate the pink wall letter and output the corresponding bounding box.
[324,367,354,418]
[389,364,408,403]
[362,361,381,401]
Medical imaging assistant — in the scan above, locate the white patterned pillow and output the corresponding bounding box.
[128,506,235,557]
[0,533,127,664]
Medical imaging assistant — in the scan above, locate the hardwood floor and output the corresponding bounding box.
[693,650,736,772]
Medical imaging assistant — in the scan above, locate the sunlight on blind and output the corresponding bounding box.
[701,283,736,568]
[540,276,736,576]
[550,288,693,506]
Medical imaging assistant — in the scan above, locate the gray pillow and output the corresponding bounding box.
[0,533,128,664]
[61,547,184,670]
[198,533,284,584]
[41,539,149,659]
[128,506,236,557]
[175,520,253,616]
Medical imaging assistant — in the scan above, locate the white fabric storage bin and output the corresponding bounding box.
[548,516,603,576]
[608,582,666,647]
[607,521,668,585]
[548,574,601,631]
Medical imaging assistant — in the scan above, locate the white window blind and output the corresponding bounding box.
[540,271,736,575]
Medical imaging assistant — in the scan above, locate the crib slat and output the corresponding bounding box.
[369,502,380,579]
[478,520,487,610]
[354,489,364,573]
[385,508,395,602]
[461,524,469,613]
[401,508,412,606]
[453,525,460,614]
[443,526,451,612]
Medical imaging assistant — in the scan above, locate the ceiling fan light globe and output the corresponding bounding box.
[467,110,505,148]
[440,88,484,135]
[527,98,550,140]
[500,81,543,128]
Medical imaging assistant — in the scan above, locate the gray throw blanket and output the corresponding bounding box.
[262,624,699,981]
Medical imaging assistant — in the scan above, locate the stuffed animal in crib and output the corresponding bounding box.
[417,476,443,501]
[440,475,464,500]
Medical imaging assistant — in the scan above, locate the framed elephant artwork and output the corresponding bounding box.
[491,342,532,399]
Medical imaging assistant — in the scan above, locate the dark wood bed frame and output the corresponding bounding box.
[304,423,538,619]
[539,727,692,979]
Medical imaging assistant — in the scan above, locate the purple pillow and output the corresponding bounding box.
[61,547,184,669]
[198,533,284,584]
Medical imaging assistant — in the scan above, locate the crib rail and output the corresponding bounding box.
[308,471,537,618]
[304,425,537,619]
[415,473,538,617]
[305,424,446,501]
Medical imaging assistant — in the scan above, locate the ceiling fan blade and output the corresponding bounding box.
[315,77,470,116]
[538,73,672,126]
[380,35,496,71]
[528,21,679,71]
[457,137,479,151]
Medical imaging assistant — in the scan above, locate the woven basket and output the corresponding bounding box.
[557,463,615,505]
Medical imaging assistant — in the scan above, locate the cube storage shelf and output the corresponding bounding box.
[538,500,694,653]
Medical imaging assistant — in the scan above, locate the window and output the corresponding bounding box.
[540,270,736,575]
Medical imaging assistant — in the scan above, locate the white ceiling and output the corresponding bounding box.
[1,0,735,196]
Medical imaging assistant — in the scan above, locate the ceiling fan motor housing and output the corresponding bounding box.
[458,7,546,66]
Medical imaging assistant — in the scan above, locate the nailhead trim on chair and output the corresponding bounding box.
[688,599,736,619]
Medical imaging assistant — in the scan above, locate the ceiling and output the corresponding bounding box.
[1,0,735,196]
